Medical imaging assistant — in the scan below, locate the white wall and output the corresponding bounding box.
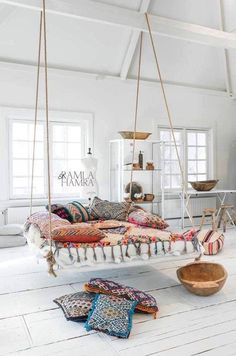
[0,66,236,218]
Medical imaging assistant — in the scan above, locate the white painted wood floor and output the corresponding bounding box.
[0,228,236,356]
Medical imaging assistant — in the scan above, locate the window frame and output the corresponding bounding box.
[158,125,214,191]
[8,108,94,200]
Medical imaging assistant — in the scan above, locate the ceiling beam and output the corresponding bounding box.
[120,0,151,80]
[2,0,236,49]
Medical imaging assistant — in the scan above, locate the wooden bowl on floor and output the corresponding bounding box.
[177,261,227,296]
[118,131,151,140]
[189,179,219,191]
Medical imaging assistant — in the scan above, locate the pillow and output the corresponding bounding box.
[27,212,70,240]
[52,224,106,243]
[85,294,137,338]
[54,291,95,321]
[128,210,169,230]
[89,197,130,221]
[46,204,74,223]
[84,278,158,317]
[125,226,171,242]
[0,224,23,236]
[66,201,91,223]
[196,229,224,255]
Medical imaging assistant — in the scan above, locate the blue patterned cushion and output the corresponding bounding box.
[85,294,137,338]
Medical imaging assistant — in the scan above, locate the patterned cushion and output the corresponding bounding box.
[85,294,137,338]
[27,212,70,240]
[196,229,224,255]
[54,291,95,321]
[52,224,106,243]
[84,278,158,317]
[46,204,74,223]
[89,197,130,221]
[125,226,171,242]
[66,201,91,223]
[128,210,169,230]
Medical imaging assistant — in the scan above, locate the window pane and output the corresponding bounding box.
[188,132,196,145]
[68,160,81,171]
[172,175,181,188]
[164,175,171,189]
[53,160,67,176]
[68,126,81,142]
[198,174,207,181]
[164,146,171,160]
[188,161,197,174]
[68,143,81,159]
[13,160,28,176]
[164,161,171,174]
[29,142,44,159]
[29,124,44,141]
[32,177,45,195]
[197,161,207,174]
[197,132,206,146]
[172,161,180,174]
[12,123,28,140]
[53,125,66,142]
[13,177,29,188]
[160,130,170,141]
[172,146,181,160]
[198,147,206,159]
[29,160,44,177]
[53,143,66,159]
[188,174,197,182]
[12,142,29,159]
[188,147,196,160]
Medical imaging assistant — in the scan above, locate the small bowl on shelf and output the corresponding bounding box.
[189,179,219,192]
[118,131,151,140]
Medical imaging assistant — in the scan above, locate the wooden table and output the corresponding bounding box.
[179,189,236,229]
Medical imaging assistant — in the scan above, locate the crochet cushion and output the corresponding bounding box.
[89,197,130,221]
[66,201,91,223]
[46,204,74,223]
[128,210,169,230]
[196,229,224,255]
[84,278,158,317]
[85,294,137,338]
[54,291,95,321]
[51,224,106,243]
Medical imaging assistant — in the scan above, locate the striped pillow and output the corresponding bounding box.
[66,201,91,223]
[196,229,224,255]
[52,224,106,243]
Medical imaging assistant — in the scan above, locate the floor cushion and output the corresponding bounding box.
[128,210,169,230]
[66,201,91,223]
[84,278,158,317]
[0,235,26,248]
[85,294,137,338]
[52,224,106,243]
[54,291,95,321]
[0,224,23,236]
[89,197,130,221]
[196,229,224,255]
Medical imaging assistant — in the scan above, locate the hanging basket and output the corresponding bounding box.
[177,261,227,296]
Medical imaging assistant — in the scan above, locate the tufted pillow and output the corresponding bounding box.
[196,229,224,255]
[54,291,95,321]
[46,204,74,223]
[66,201,91,223]
[51,224,106,243]
[84,278,158,317]
[85,294,137,338]
[128,210,169,230]
[89,197,130,221]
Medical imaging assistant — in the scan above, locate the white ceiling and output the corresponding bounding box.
[0,0,236,95]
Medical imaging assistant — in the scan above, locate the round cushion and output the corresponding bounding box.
[196,229,224,255]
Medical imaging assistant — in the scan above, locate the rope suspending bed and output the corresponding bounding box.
[28,1,201,276]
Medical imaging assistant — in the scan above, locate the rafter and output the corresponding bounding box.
[2,0,236,49]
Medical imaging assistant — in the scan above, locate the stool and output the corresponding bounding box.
[200,208,217,231]
[217,204,234,232]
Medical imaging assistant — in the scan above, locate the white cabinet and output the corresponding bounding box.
[109,139,165,218]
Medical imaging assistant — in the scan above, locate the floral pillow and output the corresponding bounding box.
[89,197,130,221]
[85,294,137,338]
[54,291,95,321]
[128,210,169,230]
[84,278,158,317]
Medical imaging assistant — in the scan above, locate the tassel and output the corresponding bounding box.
[138,242,141,256]
[125,244,130,258]
[147,243,151,258]
[45,250,57,277]
[92,247,97,261]
[111,246,115,261]
[101,246,106,261]
[162,241,166,254]
[67,246,73,262]
[75,248,80,263]
[120,245,124,262]
[154,241,158,255]
[84,246,88,261]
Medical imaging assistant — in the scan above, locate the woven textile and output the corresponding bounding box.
[84,278,158,316]
[52,224,106,243]
[66,201,91,223]
[196,229,224,255]
[89,197,130,221]
[85,294,137,338]
[27,212,70,240]
[46,204,74,223]
[128,210,169,230]
[54,291,95,321]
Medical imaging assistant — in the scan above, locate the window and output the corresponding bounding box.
[159,127,211,190]
[10,116,91,199]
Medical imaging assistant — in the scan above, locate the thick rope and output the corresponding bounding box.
[129,32,143,202]
[145,13,195,229]
[30,12,42,216]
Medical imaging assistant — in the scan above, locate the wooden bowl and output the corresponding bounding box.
[177,261,227,296]
[118,131,151,140]
[189,180,219,191]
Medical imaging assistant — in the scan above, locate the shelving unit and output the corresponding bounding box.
[109,139,166,218]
